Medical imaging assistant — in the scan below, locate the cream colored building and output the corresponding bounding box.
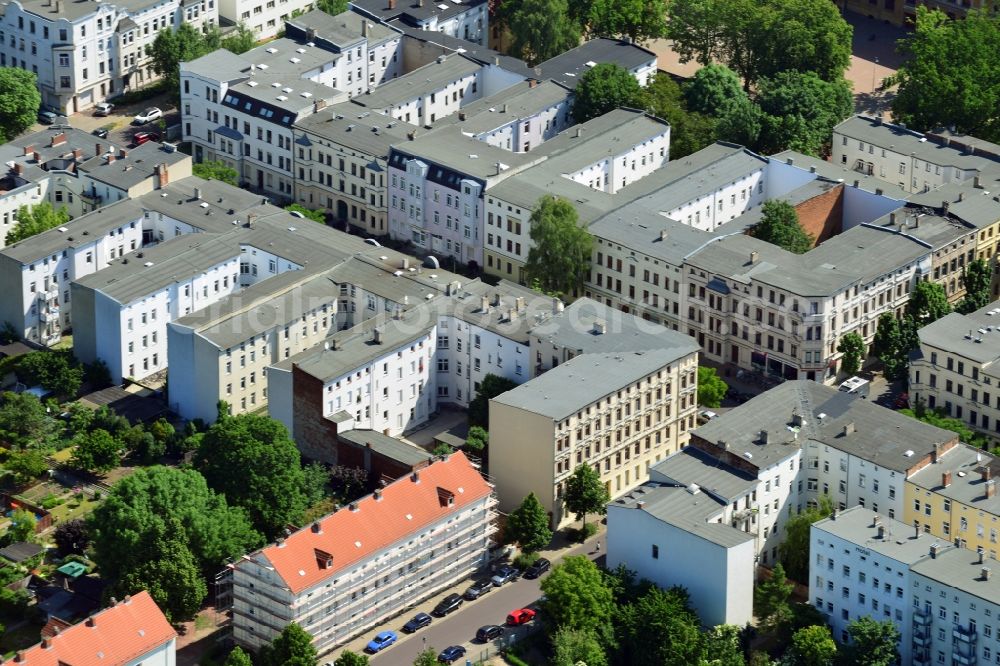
[490,343,699,529]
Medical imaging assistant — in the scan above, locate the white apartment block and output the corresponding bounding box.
[809,507,937,663]
[351,0,489,47]
[220,0,314,40]
[0,0,216,113]
[536,37,658,89]
[231,452,496,656]
[911,301,1000,443]
[454,79,573,154]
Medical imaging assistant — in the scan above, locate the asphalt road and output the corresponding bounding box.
[363,536,602,665]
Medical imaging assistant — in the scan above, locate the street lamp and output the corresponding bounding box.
[872,57,880,92]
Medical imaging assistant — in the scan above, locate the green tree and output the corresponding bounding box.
[192,160,239,186]
[0,391,55,449]
[196,414,310,540]
[16,351,84,397]
[843,617,900,666]
[872,313,910,381]
[220,23,257,54]
[620,586,706,665]
[6,508,36,543]
[697,366,728,408]
[685,64,744,116]
[53,519,89,556]
[586,0,667,44]
[4,449,48,485]
[464,425,488,453]
[907,280,951,324]
[779,496,833,582]
[957,259,991,314]
[900,405,986,448]
[114,518,207,622]
[552,627,608,666]
[508,0,581,66]
[507,492,553,553]
[5,202,71,245]
[261,623,317,666]
[88,466,261,582]
[333,651,369,666]
[702,625,746,666]
[751,201,813,254]
[540,556,615,643]
[285,203,326,223]
[70,428,123,473]
[642,74,717,158]
[890,7,1000,142]
[754,562,794,631]
[468,374,519,428]
[756,72,853,156]
[666,0,851,89]
[564,463,609,529]
[317,0,348,14]
[412,649,438,666]
[836,332,865,377]
[223,647,254,666]
[715,95,764,148]
[0,68,41,142]
[573,63,644,123]
[149,23,215,97]
[524,195,593,298]
[789,624,837,666]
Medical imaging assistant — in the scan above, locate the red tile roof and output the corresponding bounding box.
[10,590,176,666]
[260,451,492,594]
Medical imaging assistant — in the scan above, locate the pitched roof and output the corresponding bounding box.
[254,451,491,594]
[15,590,175,666]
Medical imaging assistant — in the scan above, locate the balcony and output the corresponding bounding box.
[913,609,931,626]
[912,631,932,647]
[953,626,978,643]
[912,653,931,666]
[952,651,975,665]
[39,307,60,323]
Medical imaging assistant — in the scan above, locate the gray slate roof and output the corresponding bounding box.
[352,54,481,111]
[812,506,940,564]
[907,444,1000,514]
[286,9,398,48]
[651,448,757,502]
[78,142,189,191]
[294,102,417,156]
[337,429,434,467]
[536,38,656,89]
[917,302,1000,365]
[911,545,1000,605]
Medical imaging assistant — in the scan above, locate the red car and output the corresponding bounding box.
[132,131,160,146]
[506,608,536,626]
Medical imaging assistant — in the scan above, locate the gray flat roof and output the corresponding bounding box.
[651,448,757,501]
[352,0,487,26]
[771,150,910,200]
[454,81,571,136]
[911,545,1000,605]
[286,9,398,48]
[388,24,534,78]
[229,72,340,115]
[536,38,656,89]
[392,125,543,180]
[337,428,433,466]
[79,142,189,191]
[181,48,250,83]
[907,444,1000,514]
[692,380,957,472]
[589,208,711,267]
[812,506,940,564]
[611,481,754,549]
[352,54,481,110]
[908,183,1000,230]
[241,37,340,79]
[917,303,1000,365]
[492,349,695,421]
[17,0,162,21]
[294,102,416,157]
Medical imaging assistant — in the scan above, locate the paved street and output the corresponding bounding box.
[330,533,604,665]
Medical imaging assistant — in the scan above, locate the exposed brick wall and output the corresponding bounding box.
[292,365,340,465]
[794,184,844,246]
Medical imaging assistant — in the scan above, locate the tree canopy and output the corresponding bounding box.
[196,414,311,540]
[524,195,593,298]
[0,391,56,449]
[643,74,717,158]
[506,492,553,553]
[333,651,370,666]
[223,647,254,666]
[317,0,348,14]
[0,68,41,142]
[149,23,217,97]
[957,259,991,314]
[5,202,71,246]
[843,616,900,666]
[16,351,84,398]
[872,313,916,381]
[563,463,609,527]
[7,508,36,543]
[890,7,1000,142]
[54,519,89,557]
[836,332,865,377]
[220,23,257,54]
[192,161,239,186]
[4,449,48,485]
[906,280,951,324]
[685,64,744,116]
[789,624,837,666]
[468,374,518,428]
[754,71,853,156]
[751,201,813,254]
[619,586,706,665]
[697,366,728,408]
[507,0,581,66]
[285,203,326,223]
[779,495,833,582]
[70,428,124,473]
[540,555,615,642]
[586,0,667,44]
[573,63,644,123]
[552,627,608,666]
[754,562,794,631]
[261,623,317,666]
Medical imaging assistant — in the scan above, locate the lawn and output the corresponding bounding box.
[0,623,41,657]
[46,494,100,524]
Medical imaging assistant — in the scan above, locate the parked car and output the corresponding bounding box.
[438,646,467,664]
[132,131,160,147]
[432,593,464,617]
[475,624,505,643]
[491,565,519,587]
[37,110,60,124]
[365,630,397,653]
[523,557,550,579]
[464,579,494,600]
[94,102,114,116]
[402,612,432,633]
[895,392,910,409]
[133,107,162,124]
[91,127,109,139]
[507,608,537,626]
[697,409,719,424]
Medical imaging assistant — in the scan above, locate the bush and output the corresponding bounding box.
[572,522,598,542]
[514,551,539,570]
[109,81,169,106]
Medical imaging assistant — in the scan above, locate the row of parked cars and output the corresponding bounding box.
[361,557,552,662]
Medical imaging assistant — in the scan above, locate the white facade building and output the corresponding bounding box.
[351,0,489,46]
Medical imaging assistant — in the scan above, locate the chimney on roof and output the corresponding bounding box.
[492,292,502,307]
[988,480,997,499]
[306,27,316,42]
[311,522,322,534]
[507,308,517,322]
[13,163,23,176]
[480,295,489,313]
[500,103,507,114]
[553,297,564,313]
[943,200,950,214]
[984,566,993,581]
[759,430,769,444]
[86,616,95,627]
[659,229,668,241]
[156,162,169,188]
[32,152,40,163]
[313,99,327,114]
[975,174,983,189]
[22,144,33,156]
[791,412,806,427]
[575,127,583,138]
[418,0,424,7]
[50,132,66,147]
[72,148,82,160]
[958,192,965,202]
[373,327,383,344]
[529,78,538,88]
[636,500,645,509]
[374,488,383,500]
[41,637,51,649]
[194,186,202,201]
[983,467,992,482]
[54,0,62,11]
[495,161,502,176]
[943,471,952,487]
[95,143,103,157]
[362,20,369,38]
[119,148,127,159]
[930,543,941,558]
[411,470,420,483]
[843,422,855,436]
[106,152,115,164]
[515,296,525,311]
[889,212,896,226]
[388,0,396,8]
[877,524,885,539]
[593,319,607,335]
[979,549,985,564]
[458,111,466,121]
[348,501,359,512]
[749,251,759,264]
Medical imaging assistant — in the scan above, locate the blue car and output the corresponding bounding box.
[438,645,467,664]
[366,630,398,653]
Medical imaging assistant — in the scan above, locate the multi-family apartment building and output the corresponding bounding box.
[219,0,314,40]
[0,144,195,345]
[910,300,1000,442]
[231,451,495,656]
[809,506,936,661]
[490,340,700,528]
[0,0,217,113]
[451,79,573,153]
[351,0,489,46]
[15,590,176,665]
[536,37,658,89]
